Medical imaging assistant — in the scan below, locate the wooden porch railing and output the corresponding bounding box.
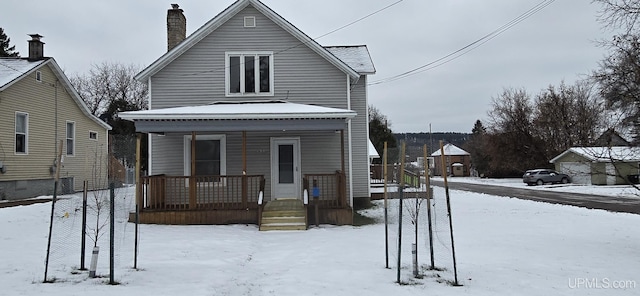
[303,171,347,208]
[138,174,265,211]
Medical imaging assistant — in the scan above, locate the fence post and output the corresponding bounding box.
[81,180,88,270]
[109,182,115,285]
[439,140,459,285]
[396,141,406,283]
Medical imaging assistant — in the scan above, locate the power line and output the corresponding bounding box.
[368,0,557,86]
[177,0,404,77]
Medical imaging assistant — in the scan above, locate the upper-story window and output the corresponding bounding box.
[226,52,273,96]
[66,121,75,156]
[15,112,28,154]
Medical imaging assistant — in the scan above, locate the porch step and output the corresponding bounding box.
[260,199,307,231]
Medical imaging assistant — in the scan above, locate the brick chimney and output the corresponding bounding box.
[27,34,45,61]
[167,4,186,51]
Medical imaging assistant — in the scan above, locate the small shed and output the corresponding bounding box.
[430,143,471,177]
[550,147,640,185]
[451,163,464,177]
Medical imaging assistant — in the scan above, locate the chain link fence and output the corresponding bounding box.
[378,144,460,285]
[44,134,137,283]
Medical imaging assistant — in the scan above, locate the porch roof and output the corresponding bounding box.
[119,100,357,133]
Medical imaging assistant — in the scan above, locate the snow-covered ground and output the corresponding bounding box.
[1,183,638,295]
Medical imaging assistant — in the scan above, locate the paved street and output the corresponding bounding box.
[430,179,640,215]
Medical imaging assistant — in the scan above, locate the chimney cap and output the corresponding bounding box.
[171,4,180,10]
[28,34,44,41]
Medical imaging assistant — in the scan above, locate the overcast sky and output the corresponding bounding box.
[3,0,612,133]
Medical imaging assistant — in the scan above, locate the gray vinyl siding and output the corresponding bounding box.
[147,4,372,205]
[151,130,347,202]
[350,76,370,199]
[0,63,109,197]
[150,5,348,110]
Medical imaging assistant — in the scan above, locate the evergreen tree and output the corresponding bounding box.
[464,120,491,176]
[0,28,19,57]
[368,105,398,163]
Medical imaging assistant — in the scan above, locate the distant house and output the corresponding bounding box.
[550,147,640,185]
[0,35,111,200]
[430,143,471,177]
[594,129,630,146]
[119,0,375,226]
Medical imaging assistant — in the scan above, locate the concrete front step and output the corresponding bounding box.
[262,216,305,225]
[262,209,306,218]
[260,222,307,231]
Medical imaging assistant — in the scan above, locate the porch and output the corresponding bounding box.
[131,170,352,225]
[120,101,358,226]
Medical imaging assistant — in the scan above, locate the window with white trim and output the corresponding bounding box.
[226,52,273,96]
[184,135,226,179]
[66,121,75,156]
[35,71,42,82]
[15,112,28,154]
[89,131,98,140]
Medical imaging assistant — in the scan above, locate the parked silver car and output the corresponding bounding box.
[523,169,571,186]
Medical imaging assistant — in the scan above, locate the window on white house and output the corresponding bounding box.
[184,135,226,180]
[89,131,98,140]
[226,52,273,96]
[66,121,75,155]
[36,71,42,82]
[15,112,28,154]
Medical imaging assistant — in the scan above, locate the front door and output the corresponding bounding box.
[271,138,301,199]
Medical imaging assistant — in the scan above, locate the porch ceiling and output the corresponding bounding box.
[119,100,356,133]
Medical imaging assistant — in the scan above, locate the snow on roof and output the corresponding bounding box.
[324,46,376,75]
[119,100,357,121]
[368,140,379,159]
[430,143,470,156]
[550,146,640,163]
[0,58,47,89]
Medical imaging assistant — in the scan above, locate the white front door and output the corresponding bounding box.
[271,138,301,199]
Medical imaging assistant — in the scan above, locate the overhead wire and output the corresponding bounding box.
[176,0,404,77]
[368,0,557,86]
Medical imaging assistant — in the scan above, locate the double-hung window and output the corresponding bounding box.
[184,135,226,183]
[15,112,28,154]
[226,52,273,96]
[66,121,75,156]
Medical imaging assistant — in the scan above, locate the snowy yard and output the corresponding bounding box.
[1,182,638,295]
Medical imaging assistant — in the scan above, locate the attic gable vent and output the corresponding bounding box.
[244,16,256,28]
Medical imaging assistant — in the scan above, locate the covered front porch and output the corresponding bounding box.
[120,100,356,226]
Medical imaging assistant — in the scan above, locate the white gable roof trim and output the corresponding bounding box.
[0,58,111,131]
[0,58,48,89]
[136,0,360,82]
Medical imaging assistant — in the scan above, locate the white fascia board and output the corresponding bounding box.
[119,112,356,121]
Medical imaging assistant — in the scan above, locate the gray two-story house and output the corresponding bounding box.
[120,0,375,227]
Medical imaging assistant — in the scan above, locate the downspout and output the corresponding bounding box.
[347,74,353,208]
[54,79,58,156]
